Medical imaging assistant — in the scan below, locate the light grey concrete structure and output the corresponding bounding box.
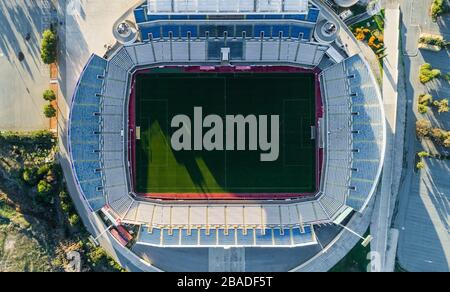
[58,0,387,271]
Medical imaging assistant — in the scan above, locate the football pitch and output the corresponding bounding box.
[134,71,316,194]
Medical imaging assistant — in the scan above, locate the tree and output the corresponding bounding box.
[416,119,432,138]
[37,180,53,203]
[40,30,57,64]
[419,93,433,105]
[433,99,449,113]
[419,63,441,83]
[37,164,50,177]
[416,161,425,170]
[418,151,430,158]
[22,167,38,186]
[37,180,52,194]
[68,214,80,227]
[43,89,56,101]
[444,138,450,148]
[418,93,433,114]
[431,0,449,20]
[43,104,57,118]
[431,127,445,142]
[418,104,429,114]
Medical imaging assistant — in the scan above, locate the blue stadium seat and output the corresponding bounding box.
[134,8,147,23]
[180,229,199,246]
[207,41,224,59]
[292,226,313,245]
[162,25,180,37]
[353,124,384,142]
[139,227,162,246]
[246,14,265,19]
[180,25,198,37]
[71,142,99,161]
[199,229,217,245]
[271,25,290,37]
[290,25,311,40]
[254,25,272,38]
[351,106,382,124]
[273,228,292,245]
[255,229,273,245]
[69,55,107,212]
[216,25,234,37]
[264,14,283,19]
[284,14,307,21]
[307,9,320,22]
[70,110,99,129]
[139,25,161,40]
[170,15,188,20]
[352,160,379,181]
[147,14,169,21]
[163,229,180,246]
[218,229,236,245]
[353,141,382,160]
[236,229,254,246]
[76,86,101,102]
[188,15,207,20]
[235,25,253,37]
[89,55,107,68]
[228,41,244,59]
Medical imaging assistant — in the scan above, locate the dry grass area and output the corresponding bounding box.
[0,131,124,272]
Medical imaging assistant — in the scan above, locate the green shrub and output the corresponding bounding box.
[416,161,425,170]
[41,30,57,64]
[68,214,80,227]
[418,93,433,105]
[433,99,449,113]
[43,89,56,101]
[444,72,450,81]
[59,189,73,210]
[37,180,54,204]
[418,151,430,158]
[22,167,39,186]
[431,0,449,20]
[43,104,57,118]
[37,164,51,177]
[418,103,429,114]
[37,180,52,195]
[419,64,441,83]
[419,36,447,47]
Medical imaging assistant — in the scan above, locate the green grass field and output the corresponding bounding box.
[135,72,316,194]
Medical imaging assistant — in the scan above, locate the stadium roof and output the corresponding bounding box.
[146,0,309,14]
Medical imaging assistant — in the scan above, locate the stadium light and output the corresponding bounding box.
[93,224,114,242]
[335,222,373,247]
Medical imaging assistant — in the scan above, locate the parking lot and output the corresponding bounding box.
[395,0,450,272]
[0,0,53,131]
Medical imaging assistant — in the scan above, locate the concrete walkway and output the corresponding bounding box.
[370,0,401,272]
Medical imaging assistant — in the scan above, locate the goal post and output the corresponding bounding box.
[136,126,141,140]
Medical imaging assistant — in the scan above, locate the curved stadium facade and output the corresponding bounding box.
[68,0,386,253]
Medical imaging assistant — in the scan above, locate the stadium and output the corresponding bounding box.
[67,0,386,269]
